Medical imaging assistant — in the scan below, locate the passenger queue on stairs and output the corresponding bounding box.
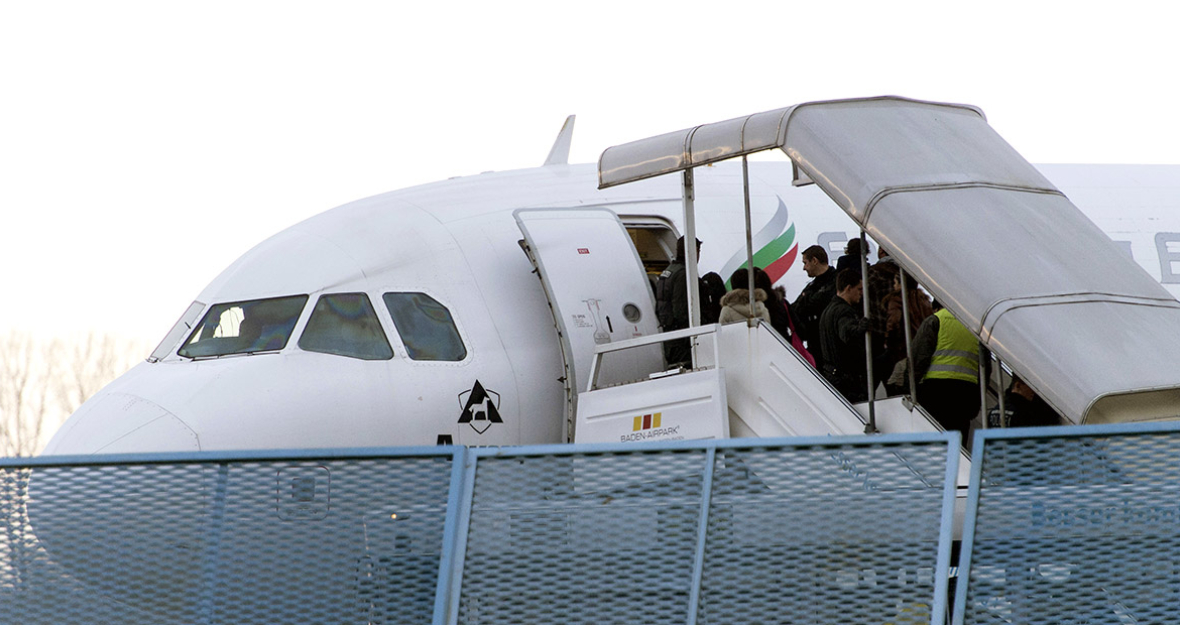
[652,233,1061,439]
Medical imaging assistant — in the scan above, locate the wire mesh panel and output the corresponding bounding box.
[453,435,956,625]
[456,447,712,625]
[955,423,1180,625]
[2,437,957,624]
[0,450,459,625]
[698,439,955,625]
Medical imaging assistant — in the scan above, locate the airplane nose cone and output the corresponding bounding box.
[42,390,200,455]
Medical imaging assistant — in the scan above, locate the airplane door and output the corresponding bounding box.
[515,208,664,435]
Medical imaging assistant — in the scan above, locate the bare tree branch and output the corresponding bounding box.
[0,331,146,456]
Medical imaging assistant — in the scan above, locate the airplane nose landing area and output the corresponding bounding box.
[42,391,199,455]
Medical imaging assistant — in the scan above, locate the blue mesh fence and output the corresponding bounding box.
[1,450,461,624]
[2,434,957,624]
[954,422,1180,625]
[449,434,958,625]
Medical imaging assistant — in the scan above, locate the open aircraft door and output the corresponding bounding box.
[515,208,664,439]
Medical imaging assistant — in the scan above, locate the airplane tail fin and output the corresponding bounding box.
[543,115,575,166]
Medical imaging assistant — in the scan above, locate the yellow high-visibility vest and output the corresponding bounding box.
[923,309,979,383]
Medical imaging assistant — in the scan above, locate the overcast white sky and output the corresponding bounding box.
[2,1,1177,344]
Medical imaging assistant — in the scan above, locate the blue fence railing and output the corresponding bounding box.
[30,422,1180,625]
[446,435,958,625]
[954,421,1180,625]
[1,448,463,625]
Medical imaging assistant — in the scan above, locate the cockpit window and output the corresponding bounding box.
[178,295,308,358]
[382,292,467,361]
[299,293,393,360]
[150,300,206,362]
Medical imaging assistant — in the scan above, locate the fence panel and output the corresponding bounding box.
[451,434,958,625]
[955,422,1180,625]
[2,434,957,625]
[0,449,461,625]
[699,439,956,625]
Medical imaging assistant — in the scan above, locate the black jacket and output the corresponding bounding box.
[655,261,688,331]
[792,267,838,358]
[988,392,1060,428]
[819,296,867,382]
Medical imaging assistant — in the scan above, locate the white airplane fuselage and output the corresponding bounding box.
[43,161,1180,455]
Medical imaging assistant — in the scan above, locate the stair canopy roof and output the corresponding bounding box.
[600,97,1180,424]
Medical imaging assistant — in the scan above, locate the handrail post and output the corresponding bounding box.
[683,169,701,366]
[860,230,877,433]
[996,356,1007,428]
[978,343,989,430]
[899,270,918,403]
[742,156,756,324]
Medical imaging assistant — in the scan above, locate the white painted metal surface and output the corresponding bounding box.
[574,368,728,444]
[515,208,664,434]
[716,322,866,438]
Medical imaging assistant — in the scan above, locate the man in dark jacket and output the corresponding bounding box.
[792,245,838,368]
[987,377,1060,428]
[819,269,869,403]
[655,236,701,367]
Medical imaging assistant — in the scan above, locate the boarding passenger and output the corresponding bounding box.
[913,302,980,440]
[774,283,816,367]
[792,245,838,368]
[750,268,792,339]
[987,377,1060,428]
[655,236,702,367]
[835,237,866,275]
[754,267,816,366]
[819,269,869,403]
[700,271,726,325]
[881,271,933,396]
[719,269,771,325]
[867,248,900,318]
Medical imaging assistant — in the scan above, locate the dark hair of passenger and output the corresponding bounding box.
[802,245,828,265]
[702,271,726,296]
[729,268,750,290]
[675,236,702,261]
[753,267,776,299]
[836,268,862,292]
[844,237,862,255]
[700,271,727,324]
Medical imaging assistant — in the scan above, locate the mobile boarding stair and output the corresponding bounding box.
[574,319,940,443]
[575,96,1180,452]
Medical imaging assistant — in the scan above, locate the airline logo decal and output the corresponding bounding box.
[458,380,502,434]
[719,197,797,287]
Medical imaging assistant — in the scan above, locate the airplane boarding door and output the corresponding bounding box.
[515,208,664,439]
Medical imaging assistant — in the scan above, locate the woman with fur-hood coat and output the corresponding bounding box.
[718,288,771,324]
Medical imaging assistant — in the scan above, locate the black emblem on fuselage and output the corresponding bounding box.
[458,380,502,434]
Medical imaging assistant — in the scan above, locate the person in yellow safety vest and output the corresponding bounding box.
[912,303,981,440]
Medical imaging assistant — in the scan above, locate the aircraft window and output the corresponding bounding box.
[178,295,308,358]
[382,292,467,361]
[299,293,393,360]
[149,300,206,362]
